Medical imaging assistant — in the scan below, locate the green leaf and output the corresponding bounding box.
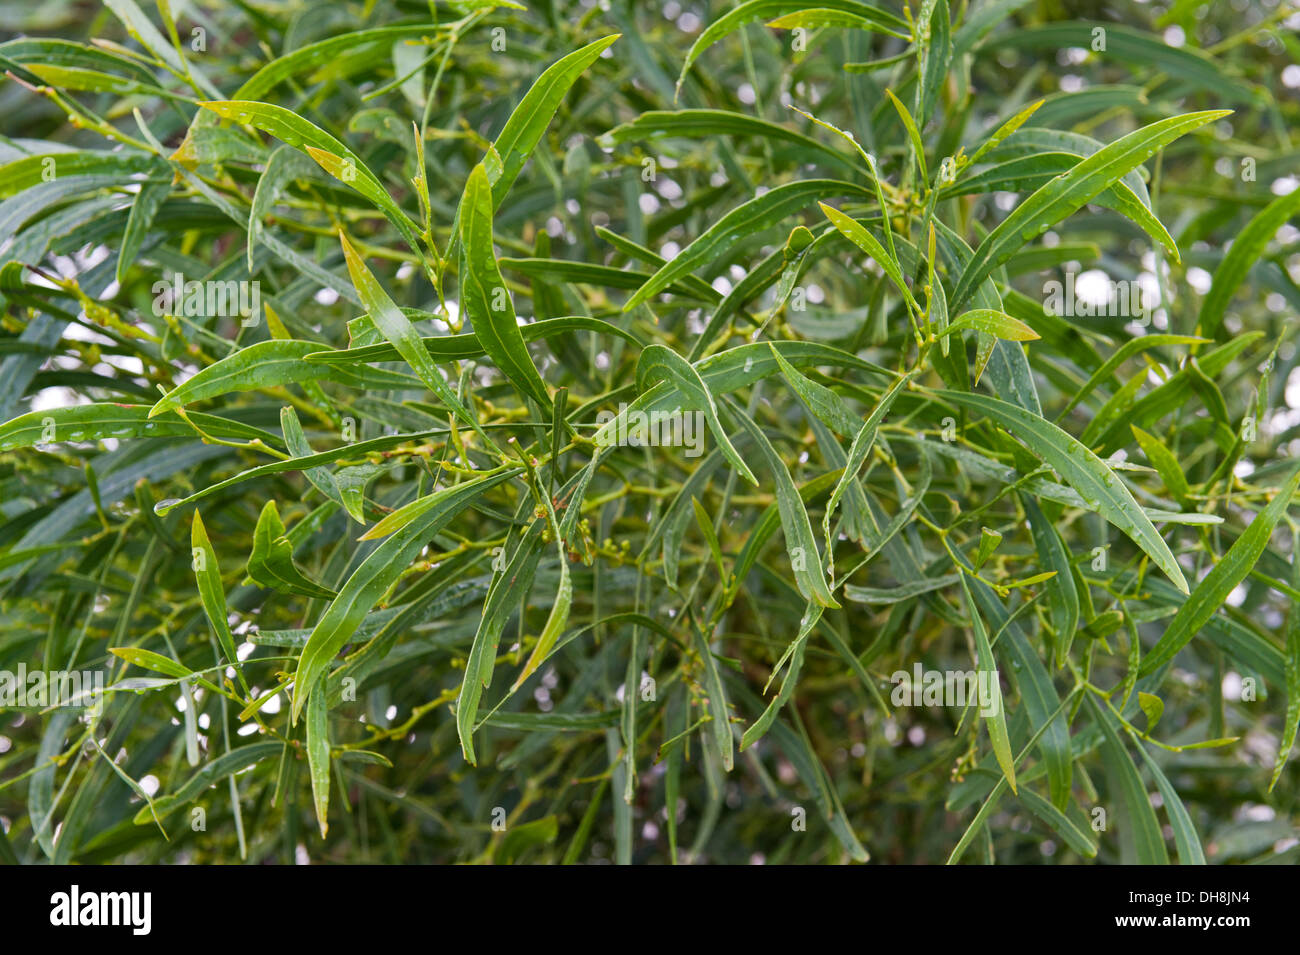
[458,162,552,412]
[1198,187,1300,338]
[624,180,872,311]
[230,25,443,101]
[771,345,860,437]
[1020,494,1080,663]
[631,343,757,486]
[512,484,573,692]
[943,308,1040,342]
[939,390,1189,594]
[959,574,1016,794]
[600,109,859,171]
[1139,460,1300,675]
[989,22,1256,104]
[339,230,500,452]
[1087,695,1169,864]
[149,340,416,416]
[823,371,914,561]
[248,144,314,272]
[675,0,908,95]
[1138,691,1164,730]
[247,500,337,599]
[456,523,545,764]
[1135,743,1205,864]
[1059,335,1207,419]
[1018,788,1097,858]
[291,469,519,722]
[306,682,330,839]
[819,202,918,310]
[727,402,838,608]
[0,150,164,197]
[132,742,283,824]
[740,604,821,749]
[117,178,169,285]
[485,35,619,208]
[191,510,246,691]
[694,617,734,771]
[0,403,272,451]
[109,646,194,679]
[1269,545,1300,792]
[199,100,425,256]
[312,314,641,367]
[950,110,1230,310]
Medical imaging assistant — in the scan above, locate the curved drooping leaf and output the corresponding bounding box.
[0,403,274,451]
[291,469,519,722]
[199,100,425,255]
[1139,460,1300,675]
[625,180,874,311]
[304,315,642,366]
[149,340,418,416]
[939,390,1189,594]
[1198,187,1300,338]
[600,109,859,170]
[727,401,838,608]
[458,163,552,412]
[340,231,500,452]
[632,344,757,486]
[675,0,908,95]
[950,110,1230,310]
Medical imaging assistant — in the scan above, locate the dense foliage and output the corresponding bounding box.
[1,0,1299,865]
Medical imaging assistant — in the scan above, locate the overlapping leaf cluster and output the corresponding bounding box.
[1,0,1298,864]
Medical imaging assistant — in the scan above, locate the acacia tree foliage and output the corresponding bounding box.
[1,0,1299,865]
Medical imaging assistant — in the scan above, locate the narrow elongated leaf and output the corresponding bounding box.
[943,309,1040,342]
[824,372,913,560]
[149,340,416,416]
[940,390,1189,594]
[132,742,283,824]
[459,163,552,411]
[457,523,545,764]
[1199,188,1300,338]
[199,101,424,255]
[192,511,245,690]
[1139,460,1300,675]
[819,202,916,309]
[1,403,271,451]
[339,231,499,451]
[487,35,619,207]
[625,181,872,311]
[675,0,908,94]
[600,109,858,170]
[1269,544,1300,792]
[291,470,518,722]
[727,403,838,608]
[632,344,757,485]
[1087,695,1169,864]
[1020,494,1080,663]
[306,683,330,838]
[950,111,1230,310]
[960,575,1016,794]
[694,619,734,771]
